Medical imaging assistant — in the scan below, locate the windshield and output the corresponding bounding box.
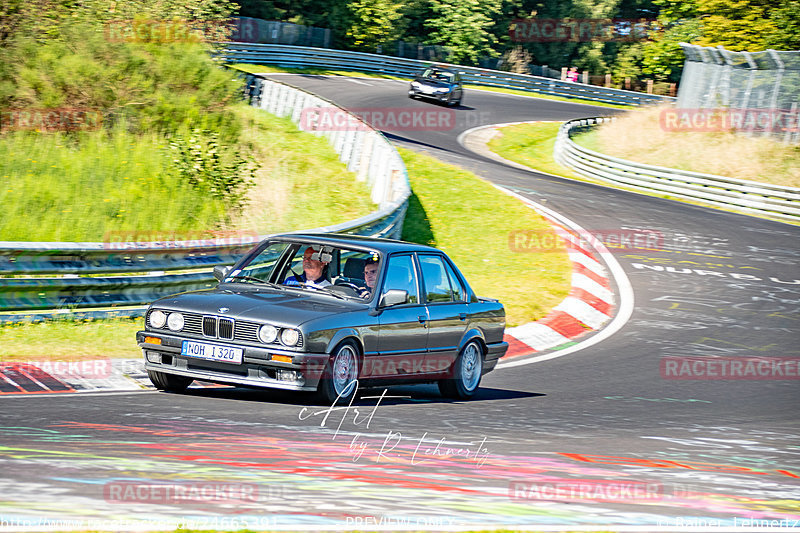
[225,241,382,301]
[422,69,455,83]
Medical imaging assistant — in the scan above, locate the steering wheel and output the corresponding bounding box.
[335,282,363,291]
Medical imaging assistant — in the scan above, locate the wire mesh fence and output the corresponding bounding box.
[232,17,331,48]
[677,43,800,143]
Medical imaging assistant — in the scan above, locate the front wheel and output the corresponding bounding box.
[317,340,360,404]
[438,341,483,400]
[147,370,192,393]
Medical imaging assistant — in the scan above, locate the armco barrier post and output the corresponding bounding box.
[348,130,366,173]
[339,129,356,165]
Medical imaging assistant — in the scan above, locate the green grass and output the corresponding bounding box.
[487,122,586,180]
[0,127,230,241]
[0,105,375,241]
[571,129,603,152]
[0,316,144,359]
[230,105,375,234]
[399,147,571,327]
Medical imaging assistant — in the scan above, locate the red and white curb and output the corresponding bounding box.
[0,359,148,395]
[0,359,222,396]
[498,187,634,363]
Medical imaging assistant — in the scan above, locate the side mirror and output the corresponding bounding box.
[380,289,408,307]
[213,265,232,282]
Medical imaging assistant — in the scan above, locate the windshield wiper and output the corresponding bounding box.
[285,283,348,300]
[227,275,269,284]
[227,276,287,290]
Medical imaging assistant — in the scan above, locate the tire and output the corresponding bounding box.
[438,341,483,400]
[317,340,360,404]
[147,370,192,393]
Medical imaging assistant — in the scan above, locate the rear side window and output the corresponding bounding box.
[419,254,454,303]
[443,260,466,301]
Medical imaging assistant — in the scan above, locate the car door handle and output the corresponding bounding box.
[418,315,427,324]
[459,313,467,321]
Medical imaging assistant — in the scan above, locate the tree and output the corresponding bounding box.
[343,0,403,52]
[768,0,800,50]
[425,0,500,64]
[640,18,702,81]
[695,0,782,50]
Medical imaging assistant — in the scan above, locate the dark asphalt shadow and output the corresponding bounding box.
[381,131,460,153]
[172,382,543,406]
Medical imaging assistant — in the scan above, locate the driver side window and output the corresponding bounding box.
[382,255,419,304]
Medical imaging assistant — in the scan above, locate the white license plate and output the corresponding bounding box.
[181,340,243,364]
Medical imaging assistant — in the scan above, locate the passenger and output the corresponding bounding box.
[358,257,379,298]
[284,246,332,288]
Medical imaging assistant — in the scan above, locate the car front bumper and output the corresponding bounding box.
[409,88,451,101]
[136,330,329,392]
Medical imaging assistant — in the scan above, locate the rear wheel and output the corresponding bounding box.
[317,340,360,404]
[147,370,192,393]
[438,341,483,400]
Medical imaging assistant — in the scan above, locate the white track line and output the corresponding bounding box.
[495,187,635,368]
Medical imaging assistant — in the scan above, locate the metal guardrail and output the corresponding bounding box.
[220,43,672,107]
[554,117,800,222]
[0,76,410,323]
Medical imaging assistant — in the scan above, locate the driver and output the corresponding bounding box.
[357,256,379,298]
[284,246,332,288]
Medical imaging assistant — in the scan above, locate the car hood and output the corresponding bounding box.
[417,78,454,88]
[152,286,365,327]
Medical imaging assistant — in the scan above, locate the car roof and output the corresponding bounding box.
[423,67,456,73]
[268,232,442,255]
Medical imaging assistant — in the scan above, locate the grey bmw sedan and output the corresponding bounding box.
[137,233,508,403]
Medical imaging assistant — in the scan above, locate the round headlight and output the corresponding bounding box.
[149,310,167,328]
[258,324,278,344]
[280,328,300,346]
[167,312,184,331]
